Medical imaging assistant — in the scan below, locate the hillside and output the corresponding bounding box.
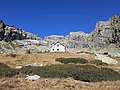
[0,15,120,90]
[0,20,42,53]
[0,53,120,90]
[43,15,120,49]
[0,15,119,56]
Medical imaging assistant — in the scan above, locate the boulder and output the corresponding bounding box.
[95,54,118,64]
[25,75,40,80]
[15,66,23,69]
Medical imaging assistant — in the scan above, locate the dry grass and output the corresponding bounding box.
[0,52,120,90]
[0,53,95,67]
[0,76,120,90]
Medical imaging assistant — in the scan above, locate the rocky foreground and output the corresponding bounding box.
[0,15,120,55]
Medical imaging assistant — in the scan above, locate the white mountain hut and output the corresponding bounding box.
[50,42,66,52]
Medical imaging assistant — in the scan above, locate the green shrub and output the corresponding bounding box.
[0,63,18,77]
[71,65,120,82]
[20,65,69,78]
[89,60,108,66]
[1,62,120,82]
[20,64,120,82]
[56,58,88,64]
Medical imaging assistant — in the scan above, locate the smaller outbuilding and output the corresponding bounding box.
[50,42,66,52]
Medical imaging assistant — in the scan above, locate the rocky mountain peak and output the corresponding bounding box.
[0,20,41,42]
[44,15,120,49]
[0,15,120,54]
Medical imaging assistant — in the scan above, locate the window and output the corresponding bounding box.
[57,49,59,51]
[53,49,54,51]
[57,44,59,47]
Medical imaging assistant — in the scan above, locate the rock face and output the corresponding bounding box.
[0,20,5,40]
[0,20,41,53]
[0,15,120,54]
[90,15,120,48]
[43,32,89,48]
[44,35,67,48]
[65,32,89,48]
[44,15,120,49]
[0,21,40,42]
[110,15,120,46]
[95,54,118,64]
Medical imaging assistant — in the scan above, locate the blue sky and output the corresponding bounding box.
[0,0,120,38]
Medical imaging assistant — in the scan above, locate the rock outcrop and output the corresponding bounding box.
[43,15,120,49]
[90,15,120,48]
[0,21,40,42]
[65,32,89,48]
[0,20,5,40]
[0,15,120,54]
[0,20,41,53]
[43,32,89,48]
[110,15,120,46]
[95,54,118,64]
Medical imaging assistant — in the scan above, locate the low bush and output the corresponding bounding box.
[56,58,88,64]
[20,64,120,82]
[0,63,18,77]
[1,62,120,82]
[89,60,108,66]
[72,65,120,82]
[20,65,69,78]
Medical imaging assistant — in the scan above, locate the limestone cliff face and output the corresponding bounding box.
[0,20,41,53]
[0,21,41,42]
[90,15,120,48]
[65,32,89,48]
[0,20,5,40]
[110,15,120,46]
[67,15,120,48]
[43,32,89,48]
[0,15,120,51]
[90,21,113,48]
[44,15,120,48]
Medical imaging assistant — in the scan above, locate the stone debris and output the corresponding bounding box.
[15,63,45,70]
[40,64,44,67]
[15,66,23,69]
[25,63,45,67]
[95,53,118,64]
[25,75,40,80]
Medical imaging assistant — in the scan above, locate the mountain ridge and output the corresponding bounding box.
[0,15,120,54]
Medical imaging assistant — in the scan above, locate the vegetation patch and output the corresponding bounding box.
[1,62,120,82]
[0,63,18,77]
[20,64,120,82]
[56,58,88,64]
[89,60,108,66]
